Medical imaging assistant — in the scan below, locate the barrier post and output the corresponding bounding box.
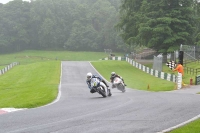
[177,73,182,89]
[190,78,193,85]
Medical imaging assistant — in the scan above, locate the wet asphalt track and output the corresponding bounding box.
[0,61,200,133]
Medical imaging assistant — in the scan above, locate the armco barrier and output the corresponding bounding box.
[196,75,200,85]
[0,62,19,76]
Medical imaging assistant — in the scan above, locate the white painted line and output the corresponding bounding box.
[1,108,25,112]
[157,114,200,133]
[0,108,26,115]
[89,61,110,83]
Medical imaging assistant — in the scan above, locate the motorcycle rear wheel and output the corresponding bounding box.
[98,87,107,97]
[118,84,125,93]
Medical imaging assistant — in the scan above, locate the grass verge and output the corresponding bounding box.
[0,50,122,108]
[0,50,121,65]
[91,60,176,91]
[168,118,200,133]
[0,61,60,108]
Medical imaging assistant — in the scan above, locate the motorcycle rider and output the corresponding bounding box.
[110,72,126,88]
[86,72,112,96]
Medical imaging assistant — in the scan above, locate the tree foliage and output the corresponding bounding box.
[118,0,200,53]
[1,0,200,54]
[0,0,124,53]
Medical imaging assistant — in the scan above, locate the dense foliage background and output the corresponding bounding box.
[117,0,200,54]
[0,0,125,53]
[0,0,200,55]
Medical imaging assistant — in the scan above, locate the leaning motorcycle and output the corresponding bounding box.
[90,78,108,97]
[112,77,126,92]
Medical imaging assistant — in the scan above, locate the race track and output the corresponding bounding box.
[0,61,200,133]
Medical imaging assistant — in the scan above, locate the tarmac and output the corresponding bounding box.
[171,84,200,94]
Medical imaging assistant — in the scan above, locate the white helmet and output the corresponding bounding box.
[86,72,92,81]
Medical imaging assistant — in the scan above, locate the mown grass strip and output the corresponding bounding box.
[91,60,175,91]
[0,50,122,65]
[0,51,123,108]
[0,61,60,108]
[168,118,200,133]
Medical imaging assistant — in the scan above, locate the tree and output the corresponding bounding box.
[64,21,98,51]
[118,0,196,56]
[0,0,31,53]
[193,0,200,46]
[117,0,143,46]
[0,0,124,53]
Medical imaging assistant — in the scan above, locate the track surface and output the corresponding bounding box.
[0,61,200,133]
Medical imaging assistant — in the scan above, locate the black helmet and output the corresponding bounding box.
[111,72,116,77]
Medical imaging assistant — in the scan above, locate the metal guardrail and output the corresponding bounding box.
[184,67,200,75]
[196,75,200,85]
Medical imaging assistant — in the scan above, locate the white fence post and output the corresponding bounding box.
[177,73,182,89]
[0,62,19,76]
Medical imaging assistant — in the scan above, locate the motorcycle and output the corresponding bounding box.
[90,78,108,97]
[112,77,126,92]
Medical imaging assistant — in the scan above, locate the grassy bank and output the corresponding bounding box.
[0,61,60,108]
[0,50,122,108]
[91,60,175,91]
[0,50,117,65]
[168,119,200,133]
[0,50,198,107]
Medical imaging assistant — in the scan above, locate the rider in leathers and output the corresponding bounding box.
[110,72,126,88]
[86,72,112,96]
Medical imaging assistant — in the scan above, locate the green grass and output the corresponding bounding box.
[91,60,175,91]
[0,61,60,108]
[0,50,122,108]
[0,50,122,65]
[168,118,200,133]
[0,66,6,70]
[0,51,198,108]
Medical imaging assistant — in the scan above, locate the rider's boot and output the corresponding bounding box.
[112,84,115,88]
[122,79,126,86]
[90,88,96,93]
[108,88,112,96]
